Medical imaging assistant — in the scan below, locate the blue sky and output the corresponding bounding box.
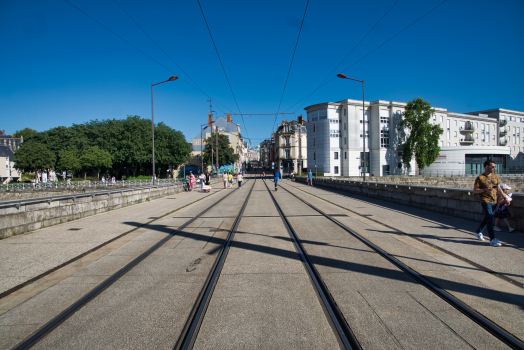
[1,0,523,146]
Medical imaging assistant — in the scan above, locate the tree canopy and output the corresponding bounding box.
[13,115,192,178]
[13,142,56,173]
[399,97,443,171]
[202,134,239,169]
[13,128,38,139]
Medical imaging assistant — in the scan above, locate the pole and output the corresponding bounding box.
[299,119,302,176]
[362,80,366,182]
[201,125,203,174]
[151,83,156,185]
[211,125,214,175]
[215,125,219,175]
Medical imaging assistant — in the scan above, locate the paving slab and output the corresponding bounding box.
[272,181,510,349]
[0,182,250,349]
[194,180,340,349]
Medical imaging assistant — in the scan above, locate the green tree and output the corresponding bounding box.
[57,150,81,175]
[13,142,56,173]
[399,97,443,171]
[79,146,113,180]
[154,122,192,175]
[13,128,38,140]
[202,134,239,169]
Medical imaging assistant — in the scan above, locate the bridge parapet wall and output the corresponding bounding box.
[296,177,523,231]
[0,179,221,239]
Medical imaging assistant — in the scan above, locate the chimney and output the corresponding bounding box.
[207,113,213,128]
[226,113,232,123]
[1,130,4,136]
[298,115,303,125]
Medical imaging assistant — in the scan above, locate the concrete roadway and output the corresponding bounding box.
[273,180,511,349]
[0,173,523,349]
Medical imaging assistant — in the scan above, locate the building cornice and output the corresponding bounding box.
[467,108,524,117]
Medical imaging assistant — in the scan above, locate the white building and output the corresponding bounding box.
[305,99,520,176]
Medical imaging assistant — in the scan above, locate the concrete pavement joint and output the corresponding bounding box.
[284,181,524,290]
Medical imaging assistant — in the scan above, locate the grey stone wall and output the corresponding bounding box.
[296,177,523,231]
[0,179,221,239]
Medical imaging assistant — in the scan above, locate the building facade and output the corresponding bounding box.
[190,113,243,173]
[305,99,517,176]
[273,119,307,174]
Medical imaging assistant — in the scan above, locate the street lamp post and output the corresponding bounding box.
[151,75,178,185]
[337,73,366,181]
[200,121,215,175]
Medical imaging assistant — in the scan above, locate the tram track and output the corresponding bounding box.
[262,179,361,350]
[12,178,254,350]
[273,181,524,350]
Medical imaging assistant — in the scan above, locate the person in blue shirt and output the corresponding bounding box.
[307,169,313,186]
[274,168,280,191]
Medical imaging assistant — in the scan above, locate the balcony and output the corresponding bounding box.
[500,129,507,137]
[459,136,475,144]
[280,143,291,147]
[500,119,508,126]
[499,138,507,146]
[459,123,474,133]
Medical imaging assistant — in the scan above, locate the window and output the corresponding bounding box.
[454,131,457,137]
[334,166,339,174]
[381,130,390,148]
[454,143,457,146]
[344,152,347,159]
[285,150,290,157]
[447,119,450,129]
[476,122,478,128]
[330,130,340,138]
[447,142,450,146]
[334,152,339,160]
[440,116,443,123]
[380,116,389,124]
[454,120,457,126]
[344,109,347,116]
[344,137,346,145]
[447,131,450,140]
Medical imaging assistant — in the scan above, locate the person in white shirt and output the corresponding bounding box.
[237,173,243,188]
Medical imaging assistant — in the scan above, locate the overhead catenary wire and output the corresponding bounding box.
[272,0,310,134]
[196,0,249,139]
[284,0,449,115]
[64,0,234,114]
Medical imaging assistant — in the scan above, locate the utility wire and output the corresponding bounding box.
[64,0,234,113]
[196,0,249,138]
[285,0,448,114]
[272,0,310,133]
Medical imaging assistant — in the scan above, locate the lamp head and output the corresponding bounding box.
[168,76,178,81]
[337,73,347,79]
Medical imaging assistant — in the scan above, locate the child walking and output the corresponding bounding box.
[494,184,515,232]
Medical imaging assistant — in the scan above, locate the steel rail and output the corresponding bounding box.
[174,176,257,350]
[262,179,361,350]
[13,178,251,350]
[279,183,524,350]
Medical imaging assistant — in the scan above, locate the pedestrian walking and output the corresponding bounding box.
[237,172,243,188]
[228,172,233,189]
[274,168,280,191]
[222,172,228,188]
[189,171,195,192]
[307,169,313,186]
[205,171,210,186]
[494,184,515,232]
[473,160,509,246]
